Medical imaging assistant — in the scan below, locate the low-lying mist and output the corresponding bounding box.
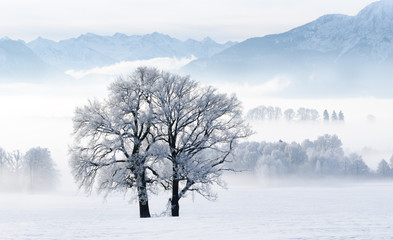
[1,72,393,192]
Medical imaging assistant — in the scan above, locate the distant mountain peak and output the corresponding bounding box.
[0,36,11,41]
[202,37,214,43]
[18,32,236,73]
[113,32,128,39]
[144,32,172,41]
[183,0,393,97]
[31,37,55,43]
[357,0,393,17]
[77,32,101,40]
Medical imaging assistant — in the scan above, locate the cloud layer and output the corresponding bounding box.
[65,56,197,80]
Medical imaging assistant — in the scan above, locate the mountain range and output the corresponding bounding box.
[184,0,393,97]
[0,33,236,81]
[2,0,393,97]
[27,32,236,71]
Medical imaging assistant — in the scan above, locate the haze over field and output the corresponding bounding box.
[1,0,393,239]
[0,0,392,193]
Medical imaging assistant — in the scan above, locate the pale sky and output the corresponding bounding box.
[0,0,378,43]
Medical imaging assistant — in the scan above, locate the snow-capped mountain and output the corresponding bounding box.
[0,38,54,81]
[185,0,393,97]
[27,37,116,71]
[27,32,236,71]
[0,32,235,81]
[277,0,393,61]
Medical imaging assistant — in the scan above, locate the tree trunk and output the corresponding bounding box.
[138,197,151,218]
[137,179,151,218]
[171,179,180,217]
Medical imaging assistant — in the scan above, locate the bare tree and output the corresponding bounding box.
[152,72,251,216]
[70,67,161,218]
[0,147,6,171]
[4,150,24,190]
[0,147,7,189]
[23,147,58,192]
[7,150,23,174]
[70,67,251,218]
[284,108,295,121]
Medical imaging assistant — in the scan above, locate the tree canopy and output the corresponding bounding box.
[70,67,251,217]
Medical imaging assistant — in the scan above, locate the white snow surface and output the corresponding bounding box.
[1,178,393,240]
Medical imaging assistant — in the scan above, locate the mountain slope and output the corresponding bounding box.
[184,0,393,97]
[27,32,237,71]
[0,38,55,81]
[27,37,116,71]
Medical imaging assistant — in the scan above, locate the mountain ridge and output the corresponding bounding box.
[0,32,237,82]
[26,32,237,71]
[183,0,393,97]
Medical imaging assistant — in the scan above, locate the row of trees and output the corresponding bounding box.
[70,67,251,218]
[0,147,58,192]
[323,110,344,122]
[229,135,372,177]
[246,105,344,122]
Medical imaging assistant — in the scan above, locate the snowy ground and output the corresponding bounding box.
[1,177,393,240]
[1,82,393,239]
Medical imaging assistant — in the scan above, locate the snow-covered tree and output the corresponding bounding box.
[284,109,295,121]
[258,143,287,176]
[256,140,308,176]
[284,142,308,172]
[297,108,320,121]
[70,67,162,218]
[331,110,338,121]
[152,72,251,216]
[309,109,320,121]
[273,107,282,120]
[232,135,376,178]
[0,147,6,171]
[230,141,261,170]
[0,147,7,189]
[377,159,391,177]
[338,111,344,121]
[5,150,24,190]
[246,105,282,121]
[302,134,343,175]
[7,150,23,175]
[297,108,309,121]
[0,147,59,192]
[345,154,370,176]
[323,110,329,122]
[23,147,58,192]
[246,105,268,121]
[70,67,250,218]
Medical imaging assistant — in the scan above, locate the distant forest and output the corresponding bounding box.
[229,134,393,178]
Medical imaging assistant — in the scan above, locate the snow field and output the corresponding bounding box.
[1,179,393,240]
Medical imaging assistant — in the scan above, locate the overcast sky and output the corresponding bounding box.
[0,0,378,43]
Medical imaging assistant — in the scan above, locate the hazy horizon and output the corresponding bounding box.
[1,0,377,43]
[2,1,393,237]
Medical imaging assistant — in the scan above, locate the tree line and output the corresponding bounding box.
[70,67,251,218]
[247,105,344,122]
[0,147,58,192]
[228,134,389,177]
